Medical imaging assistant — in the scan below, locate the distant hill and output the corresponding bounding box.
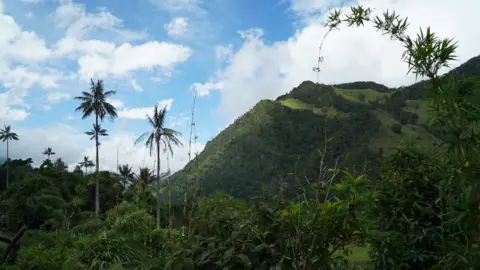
[168,54,480,201]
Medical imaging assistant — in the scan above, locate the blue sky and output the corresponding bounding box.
[0,0,479,173]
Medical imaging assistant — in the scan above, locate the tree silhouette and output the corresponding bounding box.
[118,164,134,189]
[75,79,117,215]
[135,105,183,227]
[0,125,19,188]
[42,147,56,160]
[78,156,93,176]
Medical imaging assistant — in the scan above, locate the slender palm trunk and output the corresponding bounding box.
[167,152,172,229]
[6,139,9,188]
[95,114,100,216]
[156,139,161,227]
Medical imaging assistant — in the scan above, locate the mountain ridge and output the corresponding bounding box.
[169,54,480,201]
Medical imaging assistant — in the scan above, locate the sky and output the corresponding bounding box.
[0,0,479,174]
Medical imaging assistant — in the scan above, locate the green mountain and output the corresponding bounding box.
[170,55,480,201]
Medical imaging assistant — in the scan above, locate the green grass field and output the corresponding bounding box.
[279,98,338,116]
[334,88,391,104]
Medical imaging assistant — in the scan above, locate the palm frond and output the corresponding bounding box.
[134,131,151,145]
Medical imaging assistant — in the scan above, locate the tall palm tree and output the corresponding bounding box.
[75,79,118,215]
[135,105,183,227]
[42,147,56,160]
[87,160,95,174]
[78,156,92,176]
[0,125,19,188]
[118,164,134,189]
[86,124,108,144]
[53,157,68,172]
[134,167,155,196]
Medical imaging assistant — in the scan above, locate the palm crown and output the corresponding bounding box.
[85,124,108,145]
[0,125,19,143]
[135,105,183,154]
[0,125,19,188]
[42,147,56,160]
[74,79,117,120]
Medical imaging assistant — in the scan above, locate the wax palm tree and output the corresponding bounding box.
[135,105,183,227]
[75,79,117,215]
[86,124,108,144]
[118,164,134,189]
[74,165,83,175]
[42,147,56,160]
[78,156,92,176]
[0,125,19,188]
[134,167,155,195]
[87,160,95,174]
[53,157,68,172]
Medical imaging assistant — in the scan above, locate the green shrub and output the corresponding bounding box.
[391,123,402,134]
[16,244,63,270]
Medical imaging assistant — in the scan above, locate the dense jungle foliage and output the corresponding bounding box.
[0,6,479,270]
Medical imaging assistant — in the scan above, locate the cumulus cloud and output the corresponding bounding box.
[215,44,234,63]
[165,17,189,38]
[47,92,70,103]
[118,99,174,120]
[20,0,42,3]
[0,92,29,121]
[106,98,124,109]
[190,81,223,96]
[52,1,146,41]
[150,0,203,13]
[74,41,191,81]
[197,0,480,122]
[0,15,51,63]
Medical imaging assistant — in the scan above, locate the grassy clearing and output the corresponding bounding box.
[369,109,432,155]
[334,88,391,104]
[279,98,338,116]
[404,99,433,124]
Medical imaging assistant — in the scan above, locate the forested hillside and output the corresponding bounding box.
[169,68,480,200]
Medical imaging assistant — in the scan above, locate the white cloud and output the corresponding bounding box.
[52,1,146,41]
[106,98,124,109]
[76,41,191,80]
[130,79,143,92]
[150,0,203,13]
[0,0,4,14]
[288,0,345,17]
[158,98,174,110]
[47,92,70,103]
[165,17,189,38]
[118,99,174,119]
[0,15,51,63]
[215,44,233,63]
[20,0,42,3]
[190,81,223,96]
[0,92,29,121]
[198,0,480,122]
